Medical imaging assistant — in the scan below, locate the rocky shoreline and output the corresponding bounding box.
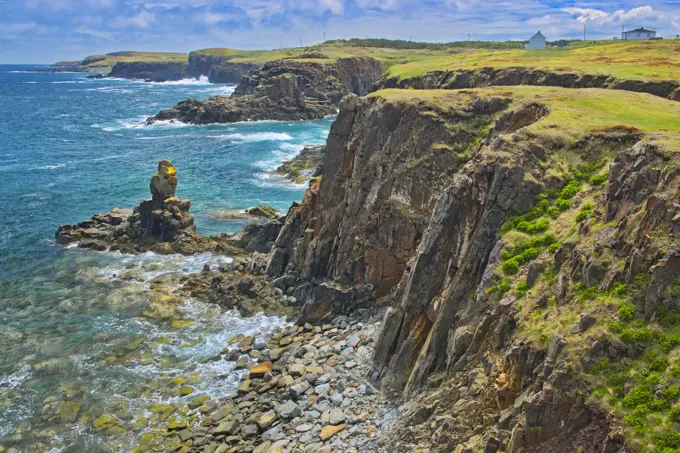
[135,310,392,453]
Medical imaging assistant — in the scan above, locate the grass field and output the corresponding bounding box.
[369,86,680,149]
[386,40,680,82]
[73,51,188,72]
[189,45,444,68]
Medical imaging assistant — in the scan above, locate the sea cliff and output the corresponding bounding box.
[147,57,384,124]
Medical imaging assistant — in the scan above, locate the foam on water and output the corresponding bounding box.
[0,65,333,451]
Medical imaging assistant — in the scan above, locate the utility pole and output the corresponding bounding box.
[300,36,302,47]
[409,36,412,49]
[468,33,471,42]
[281,39,283,50]
[622,24,625,40]
[323,32,326,43]
[584,23,586,41]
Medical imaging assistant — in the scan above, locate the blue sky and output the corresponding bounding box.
[0,0,678,63]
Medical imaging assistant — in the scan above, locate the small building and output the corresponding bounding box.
[525,31,546,50]
[622,28,656,40]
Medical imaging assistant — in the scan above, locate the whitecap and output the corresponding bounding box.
[252,143,303,171]
[251,172,307,190]
[147,75,211,85]
[34,163,66,170]
[211,132,293,142]
[0,365,32,390]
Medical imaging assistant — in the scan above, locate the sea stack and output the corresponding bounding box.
[56,160,196,252]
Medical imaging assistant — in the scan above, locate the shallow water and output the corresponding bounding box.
[0,66,331,451]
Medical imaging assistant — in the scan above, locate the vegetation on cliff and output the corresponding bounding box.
[64,51,188,72]
[386,39,680,83]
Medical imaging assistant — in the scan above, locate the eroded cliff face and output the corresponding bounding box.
[266,92,518,322]
[108,61,190,82]
[381,67,680,102]
[147,57,385,124]
[262,88,675,451]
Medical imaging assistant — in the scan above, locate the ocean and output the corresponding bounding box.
[0,66,332,452]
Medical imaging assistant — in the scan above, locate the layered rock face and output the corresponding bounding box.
[108,61,189,82]
[380,66,680,101]
[56,160,205,253]
[186,51,262,83]
[262,90,668,451]
[265,93,515,323]
[147,57,384,124]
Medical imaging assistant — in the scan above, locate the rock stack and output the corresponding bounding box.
[128,160,195,245]
[56,160,196,252]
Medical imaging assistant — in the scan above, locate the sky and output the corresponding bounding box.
[0,0,678,63]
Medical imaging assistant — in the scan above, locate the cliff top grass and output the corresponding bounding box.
[75,51,188,72]
[386,39,680,82]
[369,86,680,151]
[191,45,442,67]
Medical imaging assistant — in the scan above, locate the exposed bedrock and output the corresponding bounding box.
[380,66,680,101]
[265,92,519,323]
[108,61,189,82]
[55,160,258,255]
[147,57,384,124]
[186,51,263,83]
[258,90,670,451]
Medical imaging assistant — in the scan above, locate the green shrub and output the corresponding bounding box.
[633,404,651,416]
[664,386,680,403]
[623,414,647,435]
[619,303,636,322]
[547,243,560,254]
[589,173,609,187]
[573,283,601,301]
[593,388,607,398]
[502,259,520,275]
[518,247,541,264]
[547,206,561,219]
[672,365,680,379]
[516,282,530,298]
[658,307,680,328]
[623,385,654,408]
[576,203,594,223]
[608,321,624,334]
[620,328,652,345]
[516,219,550,234]
[654,431,680,449]
[649,398,671,411]
[670,407,680,423]
[611,282,627,297]
[560,181,581,200]
[555,199,572,212]
[588,358,611,374]
[648,356,669,373]
[489,279,511,296]
[659,335,680,353]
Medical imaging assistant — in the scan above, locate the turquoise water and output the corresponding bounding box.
[0,66,331,452]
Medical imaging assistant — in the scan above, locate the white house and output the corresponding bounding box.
[525,31,546,50]
[622,28,656,40]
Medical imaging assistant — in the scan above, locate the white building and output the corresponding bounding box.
[525,31,546,50]
[622,28,656,40]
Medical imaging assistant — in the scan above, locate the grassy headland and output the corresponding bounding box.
[68,51,188,72]
[386,39,680,82]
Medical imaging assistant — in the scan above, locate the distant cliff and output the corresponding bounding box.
[108,61,189,82]
[187,51,262,83]
[147,57,384,124]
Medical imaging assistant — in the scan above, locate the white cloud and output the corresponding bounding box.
[204,12,240,24]
[320,0,343,14]
[75,26,114,39]
[111,10,156,28]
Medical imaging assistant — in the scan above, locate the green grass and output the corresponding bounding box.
[368,87,680,150]
[73,51,188,72]
[387,39,680,82]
